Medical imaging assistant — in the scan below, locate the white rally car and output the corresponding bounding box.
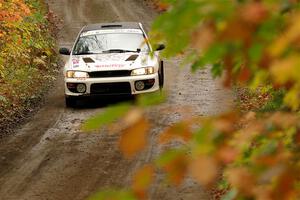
[59,22,165,107]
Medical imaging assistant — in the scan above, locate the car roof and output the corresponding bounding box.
[82,22,141,32]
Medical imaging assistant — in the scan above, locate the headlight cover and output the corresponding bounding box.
[131,67,155,76]
[66,71,89,78]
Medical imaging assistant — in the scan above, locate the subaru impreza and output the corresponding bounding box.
[59,22,165,107]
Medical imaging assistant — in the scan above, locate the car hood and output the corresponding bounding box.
[67,52,157,72]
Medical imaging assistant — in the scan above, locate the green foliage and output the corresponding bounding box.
[88,190,136,200]
[221,189,237,200]
[82,103,131,131]
[156,148,186,167]
[151,0,203,57]
[136,91,166,107]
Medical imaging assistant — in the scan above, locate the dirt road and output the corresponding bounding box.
[0,1,233,199]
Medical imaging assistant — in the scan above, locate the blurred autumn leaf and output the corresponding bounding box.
[136,91,167,107]
[119,116,150,158]
[190,155,219,187]
[88,189,136,200]
[159,121,193,144]
[82,103,131,131]
[132,164,155,199]
[156,149,189,185]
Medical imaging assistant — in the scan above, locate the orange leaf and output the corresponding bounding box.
[294,131,300,145]
[268,112,299,129]
[190,155,219,186]
[240,2,268,25]
[155,2,169,12]
[132,165,155,200]
[213,112,238,134]
[192,24,215,50]
[162,153,189,186]
[119,117,150,158]
[237,67,251,83]
[159,122,192,144]
[271,168,297,200]
[226,167,256,196]
[216,145,238,164]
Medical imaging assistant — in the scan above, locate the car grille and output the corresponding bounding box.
[88,70,131,78]
[90,82,131,95]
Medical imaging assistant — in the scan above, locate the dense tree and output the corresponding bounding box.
[0,0,57,124]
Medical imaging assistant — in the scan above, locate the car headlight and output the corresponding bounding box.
[66,71,89,78]
[131,67,155,76]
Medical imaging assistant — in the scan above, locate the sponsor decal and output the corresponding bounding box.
[80,29,143,37]
[72,59,80,65]
[95,64,125,68]
[73,64,80,68]
[95,54,128,62]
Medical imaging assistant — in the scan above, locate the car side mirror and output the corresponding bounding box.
[59,47,71,55]
[156,44,165,51]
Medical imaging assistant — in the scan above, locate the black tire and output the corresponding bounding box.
[65,96,77,108]
[159,60,164,89]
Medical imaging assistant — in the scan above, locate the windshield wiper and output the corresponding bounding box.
[102,49,139,53]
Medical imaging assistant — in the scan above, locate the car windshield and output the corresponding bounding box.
[72,33,149,55]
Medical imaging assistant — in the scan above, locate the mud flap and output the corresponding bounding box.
[159,60,164,89]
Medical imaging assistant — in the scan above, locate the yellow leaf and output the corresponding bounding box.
[270,55,300,85]
[269,13,300,57]
[284,85,300,111]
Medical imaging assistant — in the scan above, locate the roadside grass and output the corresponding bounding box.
[236,86,285,113]
[0,0,59,134]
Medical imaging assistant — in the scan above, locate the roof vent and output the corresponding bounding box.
[101,24,122,28]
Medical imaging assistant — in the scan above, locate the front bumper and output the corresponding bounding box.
[64,73,160,96]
